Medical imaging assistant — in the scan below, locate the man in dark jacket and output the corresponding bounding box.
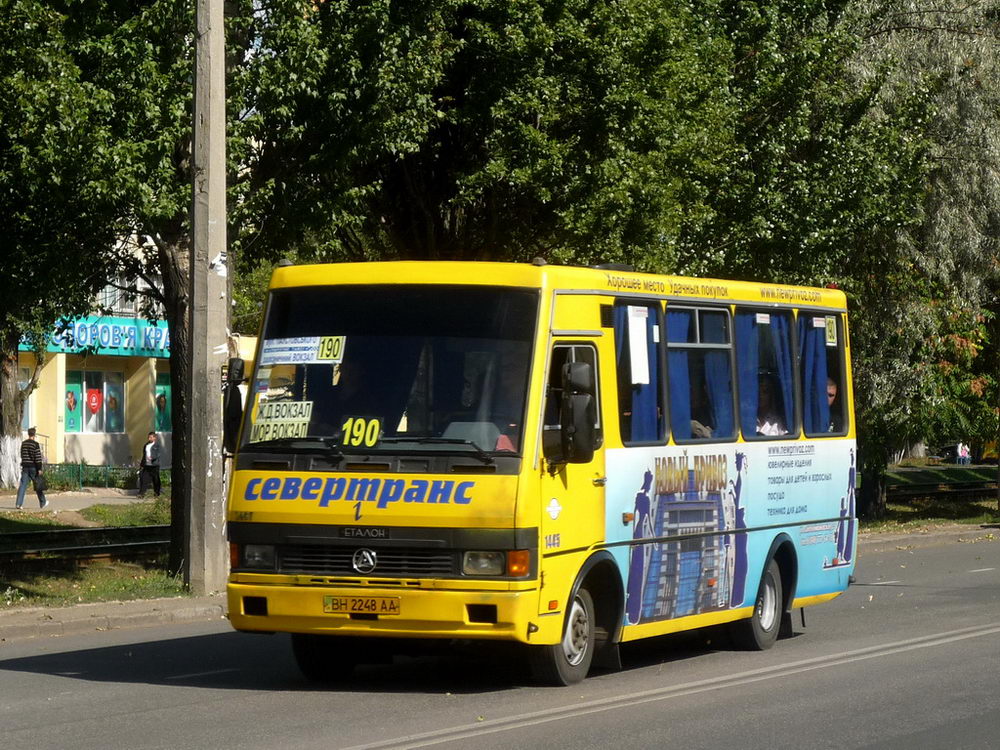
[16,427,47,510]
[139,431,162,496]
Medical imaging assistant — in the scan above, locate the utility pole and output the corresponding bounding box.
[187,0,229,594]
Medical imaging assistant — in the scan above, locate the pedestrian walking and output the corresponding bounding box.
[139,431,162,497]
[15,427,47,510]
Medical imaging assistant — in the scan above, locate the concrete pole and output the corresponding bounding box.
[187,0,229,594]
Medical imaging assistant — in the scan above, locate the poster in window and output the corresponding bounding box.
[155,373,172,432]
[105,373,124,433]
[65,371,83,433]
[84,371,104,432]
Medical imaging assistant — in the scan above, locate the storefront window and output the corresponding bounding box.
[18,367,30,431]
[105,373,125,433]
[68,370,125,434]
[155,373,172,432]
[66,370,83,433]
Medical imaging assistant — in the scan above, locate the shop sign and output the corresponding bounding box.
[18,315,171,358]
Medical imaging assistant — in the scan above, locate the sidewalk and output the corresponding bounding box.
[0,524,996,646]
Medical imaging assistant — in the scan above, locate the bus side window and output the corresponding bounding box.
[666,307,736,442]
[800,313,847,436]
[543,344,602,459]
[614,302,666,445]
[735,308,797,439]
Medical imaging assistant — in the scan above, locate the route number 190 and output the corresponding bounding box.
[341,417,381,448]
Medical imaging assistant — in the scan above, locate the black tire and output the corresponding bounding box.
[529,587,596,686]
[290,633,358,683]
[730,557,783,651]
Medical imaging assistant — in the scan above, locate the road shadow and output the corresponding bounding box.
[0,624,747,694]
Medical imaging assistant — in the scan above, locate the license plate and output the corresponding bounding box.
[323,595,400,616]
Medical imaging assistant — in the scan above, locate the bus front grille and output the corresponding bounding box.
[278,545,458,577]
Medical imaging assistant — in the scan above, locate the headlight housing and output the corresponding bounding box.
[243,544,275,570]
[462,550,504,576]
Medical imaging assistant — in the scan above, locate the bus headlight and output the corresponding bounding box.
[463,551,504,576]
[243,544,275,570]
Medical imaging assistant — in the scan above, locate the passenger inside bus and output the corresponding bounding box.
[756,375,788,436]
[689,383,713,439]
[827,377,842,432]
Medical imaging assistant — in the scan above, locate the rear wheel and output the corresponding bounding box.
[730,558,782,651]
[529,588,596,686]
[290,633,358,683]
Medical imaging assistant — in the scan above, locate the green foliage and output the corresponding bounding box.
[0,512,77,534]
[234,0,733,267]
[232,255,292,335]
[1,562,186,608]
[80,498,170,527]
[0,0,133,439]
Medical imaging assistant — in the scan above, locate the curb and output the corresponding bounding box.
[857,524,998,554]
[0,596,227,645]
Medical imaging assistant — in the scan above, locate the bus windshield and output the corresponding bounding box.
[242,285,538,457]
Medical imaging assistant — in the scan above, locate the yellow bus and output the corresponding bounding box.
[225,260,857,685]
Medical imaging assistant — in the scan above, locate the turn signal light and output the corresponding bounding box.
[507,549,530,577]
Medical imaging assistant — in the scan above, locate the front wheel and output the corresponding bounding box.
[529,588,596,686]
[730,558,783,651]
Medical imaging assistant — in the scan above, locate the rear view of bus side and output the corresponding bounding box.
[226,261,857,685]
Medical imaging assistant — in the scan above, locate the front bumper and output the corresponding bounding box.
[228,579,550,644]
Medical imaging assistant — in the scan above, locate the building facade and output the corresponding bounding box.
[18,314,174,467]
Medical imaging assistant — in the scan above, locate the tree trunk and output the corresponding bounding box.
[0,329,25,488]
[157,233,191,576]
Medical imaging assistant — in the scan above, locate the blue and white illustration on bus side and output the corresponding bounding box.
[610,440,856,628]
[623,453,747,625]
[824,449,856,569]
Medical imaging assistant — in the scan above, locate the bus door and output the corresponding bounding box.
[538,342,606,608]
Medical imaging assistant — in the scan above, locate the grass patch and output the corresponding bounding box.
[860,496,1000,534]
[0,513,80,534]
[887,466,997,485]
[79,497,171,527]
[2,560,187,609]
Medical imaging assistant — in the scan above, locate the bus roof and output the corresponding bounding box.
[270,260,848,310]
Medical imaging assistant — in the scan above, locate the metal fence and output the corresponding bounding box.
[42,463,171,492]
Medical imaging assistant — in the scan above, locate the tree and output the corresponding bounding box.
[845,1,1000,515]
[233,0,734,268]
[0,0,126,486]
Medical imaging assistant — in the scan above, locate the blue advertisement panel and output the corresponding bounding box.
[19,316,170,358]
[605,440,856,629]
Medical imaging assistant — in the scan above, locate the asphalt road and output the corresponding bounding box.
[1,537,997,750]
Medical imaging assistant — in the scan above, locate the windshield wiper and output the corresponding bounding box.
[379,436,495,465]
[244,437,343,459]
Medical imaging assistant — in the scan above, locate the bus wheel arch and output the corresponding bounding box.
[529,552,624,685]
[730,534,797,651]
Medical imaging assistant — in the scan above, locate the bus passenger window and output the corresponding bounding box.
[666,308,735,442]
[800,313,847,436]
[614,302,665,444]
[735,309,796,439]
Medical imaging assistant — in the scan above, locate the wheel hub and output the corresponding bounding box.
[562,597,590,666]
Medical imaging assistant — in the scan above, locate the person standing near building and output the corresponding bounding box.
[139,431,162,496]
[16,427,47,510]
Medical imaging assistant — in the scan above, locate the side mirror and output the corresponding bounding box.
[560,362,597,463]
[563,361,594,394]
[223,358,246,454]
